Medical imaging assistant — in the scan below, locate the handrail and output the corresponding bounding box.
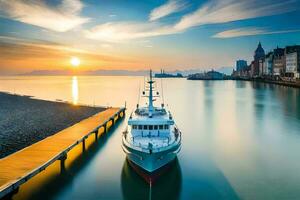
[122,125,181,153]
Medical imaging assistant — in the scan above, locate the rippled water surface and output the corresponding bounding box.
[1,76,300,200]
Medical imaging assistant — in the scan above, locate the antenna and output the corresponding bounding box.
[148,69,154,113]
[160,78,165,107]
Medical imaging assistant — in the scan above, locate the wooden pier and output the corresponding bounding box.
[0,107,125,198]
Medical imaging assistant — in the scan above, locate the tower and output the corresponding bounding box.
[253,42,265,76]
[254,42,265,61]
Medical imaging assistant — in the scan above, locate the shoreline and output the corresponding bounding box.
[187,77,300,88]
[0,92,105,158]
[232,78,300,88]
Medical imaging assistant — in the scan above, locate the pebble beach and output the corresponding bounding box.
[0,92,105,158]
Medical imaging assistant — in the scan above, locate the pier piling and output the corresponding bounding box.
[82,139,86,152]
[94,130,98,140]
[60,154,67,173]
[103,123,107,134]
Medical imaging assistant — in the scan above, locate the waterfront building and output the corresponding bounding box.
[285,45,300,78]
[236,60,248,71]
[155,69,183,78]
[250,61,255,77]
[273,47,285,76]
[232,42,300,80]
[264,52,274,75]
[253,42,265,76]
[207,70,225,79]
[188,70,226,80]
[259,58,265,76]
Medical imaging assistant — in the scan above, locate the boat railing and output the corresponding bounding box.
[134,107,167,116]
[123,125,181,153]
[129,136,170,148]
[127,136,180,153]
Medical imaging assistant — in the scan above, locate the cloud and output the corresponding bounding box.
[0,0,89,32]
[149,0,187,21]
[175,0,299,30]
[85,22,179,42]
[85,0,299,42]
[0,35,138,74]
[0,35,134,63]
[213,27,300,38]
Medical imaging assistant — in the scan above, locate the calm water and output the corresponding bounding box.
[1,76,300,200]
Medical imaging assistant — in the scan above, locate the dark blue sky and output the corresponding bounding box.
[0,0,300,74]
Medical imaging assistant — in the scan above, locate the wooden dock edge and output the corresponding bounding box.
[0,107,126,199]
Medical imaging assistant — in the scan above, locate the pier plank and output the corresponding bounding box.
[0,107,124,198]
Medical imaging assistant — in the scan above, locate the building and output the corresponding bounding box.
[273,47,285,76]
[259,58,265,76]
[188,70,226,80]
[250,61,255,77]
[253,42,265,76]
[264,52,274,75]
[236,60,247,71]
[285,45,300,78]
[155,69,183,78]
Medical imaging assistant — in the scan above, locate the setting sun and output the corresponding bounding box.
[70,57,80,67]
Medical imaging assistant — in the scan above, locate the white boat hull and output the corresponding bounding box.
[122,142,181,173]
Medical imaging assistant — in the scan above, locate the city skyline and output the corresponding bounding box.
[1,0,300,75]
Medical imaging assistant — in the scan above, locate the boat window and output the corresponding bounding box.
[149,125,153,130]
[159,125,164,129]
[138,125,143,130]
[132,125,137,129]
[144,125,148,130]
[154,125,158,130]
[164,125,169,129]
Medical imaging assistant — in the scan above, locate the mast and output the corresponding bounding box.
[148,70,154,113]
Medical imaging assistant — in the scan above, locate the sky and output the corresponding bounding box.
[0,0,300,75]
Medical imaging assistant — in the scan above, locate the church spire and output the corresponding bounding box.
[254,41,265,60]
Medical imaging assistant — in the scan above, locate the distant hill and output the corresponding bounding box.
[86,70,148,76]
[19,67,234,76]
[21,70,72,76]
[20,69,149,76]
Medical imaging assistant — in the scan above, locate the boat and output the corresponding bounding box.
[122,70,181,175]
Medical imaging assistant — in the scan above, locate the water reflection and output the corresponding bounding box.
[72,76,78,105]
[121,158,182,200]
[1,77,300,199]
[12,119,124,200]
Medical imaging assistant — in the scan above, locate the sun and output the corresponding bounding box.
[70,57,80,67]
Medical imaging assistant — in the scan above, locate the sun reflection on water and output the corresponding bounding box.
[72,76,78,105]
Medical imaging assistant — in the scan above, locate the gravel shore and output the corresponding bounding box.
[0,92,105,158]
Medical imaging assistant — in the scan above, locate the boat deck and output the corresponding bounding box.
[128,133,176,149]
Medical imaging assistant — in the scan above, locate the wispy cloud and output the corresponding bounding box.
[85,22,179,42]
[0,0,89,32]
[149,0,187,21]
[85,0,299,42]
[175,0,299,30]
[0,35,135,63]
[213,27,300,38]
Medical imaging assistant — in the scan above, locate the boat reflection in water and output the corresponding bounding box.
[121,158,182,200]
